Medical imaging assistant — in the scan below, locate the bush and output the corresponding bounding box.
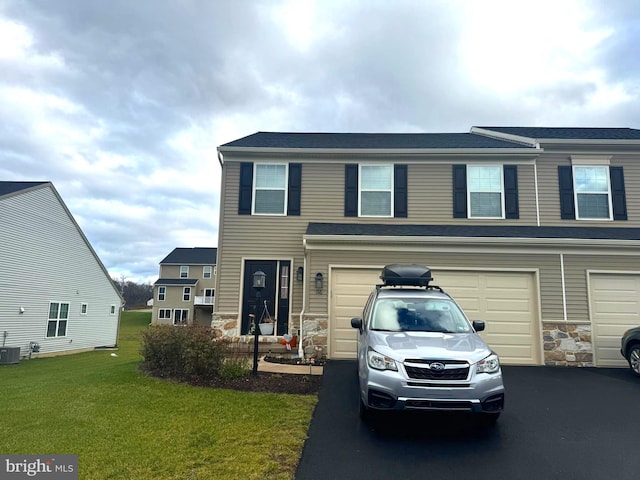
[140,324,228,382]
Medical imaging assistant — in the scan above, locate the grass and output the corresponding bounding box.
[0,311,318,479]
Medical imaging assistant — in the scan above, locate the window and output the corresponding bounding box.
[110,305,116,315]
[158,309,171,320]
[180,266,189,278]
[468,166,504,218]
[573,166,612,219]
[360,165,393,216]
[254,163,287,215]
[280,265,289,300]
[47,302,69,337]
[203,266,212,279]
[173,309,189,325]
[157,286,166,301]
[213,265,217,276]
[81,303,88,315]
[183,287,191,301]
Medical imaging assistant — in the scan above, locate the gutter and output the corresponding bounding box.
[217,150,224,167]
[298,240,307,359]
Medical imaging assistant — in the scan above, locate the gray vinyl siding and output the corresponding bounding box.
[0,186,122,357]
[537,152,640,226]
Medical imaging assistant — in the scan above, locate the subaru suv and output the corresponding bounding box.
[351,264,504,424]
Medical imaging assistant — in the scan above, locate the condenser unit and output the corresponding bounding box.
[0,347,21,365]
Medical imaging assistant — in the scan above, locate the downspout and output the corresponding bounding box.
[560,253,567,322]
[298,240,307,359]
[217,150,224,167]
[534,161,541,227]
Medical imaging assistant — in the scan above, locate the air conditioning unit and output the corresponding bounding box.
[0,347,21,365]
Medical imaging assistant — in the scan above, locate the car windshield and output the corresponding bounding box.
[370,297,472,333]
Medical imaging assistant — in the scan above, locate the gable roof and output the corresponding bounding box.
[0,181,48,197]
[475,127,640,140]
[219,132,533,150]
[160,247,217,265]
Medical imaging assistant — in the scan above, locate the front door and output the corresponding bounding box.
[241,260,290,335]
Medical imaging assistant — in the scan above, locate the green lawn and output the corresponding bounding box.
[0,311,318,479]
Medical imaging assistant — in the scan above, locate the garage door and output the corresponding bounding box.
[590,273,640,367]
[434,271,540,365]
[329,268,540,364]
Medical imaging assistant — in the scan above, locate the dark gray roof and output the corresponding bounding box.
[305,223,640,241]
[160,247,217,264]
[220,132,532,149]
[477,127,640,140]
[154,278,198,286]
[0,181,48,197]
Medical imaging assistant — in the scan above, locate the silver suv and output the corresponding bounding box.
[351,264,504,424]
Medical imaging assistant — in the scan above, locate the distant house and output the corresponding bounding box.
[0,182,124,358]
[151,248,217,326]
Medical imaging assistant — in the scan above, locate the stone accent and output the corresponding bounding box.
[301,315,328,358]
[542,322,593,367]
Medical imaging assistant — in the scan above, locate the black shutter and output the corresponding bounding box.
[344,164,358,217]
[610,166,627,221]
[452,165,467,218]
[503,165,519,219]
[238,162,253,215]
[558,166,575,220]
[394,164,408,218]
[287,163,302,216]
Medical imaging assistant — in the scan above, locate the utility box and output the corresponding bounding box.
[0,347,21,365]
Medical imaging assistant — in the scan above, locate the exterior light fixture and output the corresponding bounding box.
[315,272,324,294]
[296,266,304,282]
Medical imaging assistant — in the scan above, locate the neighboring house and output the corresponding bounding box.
[213,127,640,368]
[151,248,217,326]
[0,181,124,358]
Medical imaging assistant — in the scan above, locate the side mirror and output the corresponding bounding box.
[351,317,363,333]
[472,320,485,332]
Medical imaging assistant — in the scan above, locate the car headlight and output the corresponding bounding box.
[367,349,398,371]
[476,353,500,374]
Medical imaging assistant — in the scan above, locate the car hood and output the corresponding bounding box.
[367,330,493,364]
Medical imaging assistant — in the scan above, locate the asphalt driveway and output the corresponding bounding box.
[296,361,640,480]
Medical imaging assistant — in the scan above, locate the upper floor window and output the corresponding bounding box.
[47,302,69,337]
[468,166,504,218]
[254,164,287,215]
[180,266,189,278]
[573,166,612,220]
[360,165,393,217]
[183,287,191,301]
[203,266,212,279]
[158,286,166,301]
[81,303,88,315]
[110,305,117,315]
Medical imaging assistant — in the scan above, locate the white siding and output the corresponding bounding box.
[0,186,122,357]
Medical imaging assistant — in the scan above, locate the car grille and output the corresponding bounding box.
[405,399,473,411]
[403,359,470,380]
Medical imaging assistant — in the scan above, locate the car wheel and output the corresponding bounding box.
[627,344,640,377]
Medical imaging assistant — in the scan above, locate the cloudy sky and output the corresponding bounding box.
[1,0,639,283]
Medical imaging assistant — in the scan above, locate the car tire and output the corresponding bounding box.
[626,344,640,377]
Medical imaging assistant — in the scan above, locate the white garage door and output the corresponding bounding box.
[329,268,540,364]
[590,273,640,367]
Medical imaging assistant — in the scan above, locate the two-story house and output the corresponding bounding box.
[213,127,640,368]
[152,247,217,326]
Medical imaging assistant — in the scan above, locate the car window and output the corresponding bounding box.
[370,297,472,333]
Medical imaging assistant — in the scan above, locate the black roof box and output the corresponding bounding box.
[380,264,433,287]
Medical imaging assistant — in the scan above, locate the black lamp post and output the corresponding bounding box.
[252,270,266,376]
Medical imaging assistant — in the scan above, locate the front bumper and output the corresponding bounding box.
[362,365,505,413]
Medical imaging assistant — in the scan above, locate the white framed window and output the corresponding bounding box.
[158,308,171,320]
[80,303,88,315]
[253,163,288,215]
[359,165,393,217]
[157,286,166,301]
[110,305,116,315]
[47,302,69,337]
[180,266,189,278]
[213,265,217,276]
[183,287,191,301]
[468,165,504,218]
[573,166,612,220]
[173,309,189,325]
[203,266,212,279]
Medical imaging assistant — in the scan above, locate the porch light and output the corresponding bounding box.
[315,272,324,294]
[296,266,304,282]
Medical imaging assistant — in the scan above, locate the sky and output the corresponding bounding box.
[1,0,639,284]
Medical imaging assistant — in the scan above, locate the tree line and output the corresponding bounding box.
[112,277,154,310]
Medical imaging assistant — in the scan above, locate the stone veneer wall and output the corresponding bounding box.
[543,322,593,367]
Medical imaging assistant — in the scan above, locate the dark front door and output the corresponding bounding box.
[241,260,290,335]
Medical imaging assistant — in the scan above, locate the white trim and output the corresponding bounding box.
[560,254,567,322]
[47,301,70,338]
[180,266,189,278]
[570,155,611,165]
[358,163,394,218]
[218,146,542,156]
[252,162,289,216]
[183,286,191,302]
[157,286,166,301]
[110,304,117,315]
[466,164,505,219]
[572,165,613,221]
[203,265,212,279]
[80,303,88,315]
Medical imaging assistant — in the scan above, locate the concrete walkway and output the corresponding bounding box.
[257,356,323,375]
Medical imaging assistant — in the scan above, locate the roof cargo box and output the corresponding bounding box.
[380,264,433,287]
